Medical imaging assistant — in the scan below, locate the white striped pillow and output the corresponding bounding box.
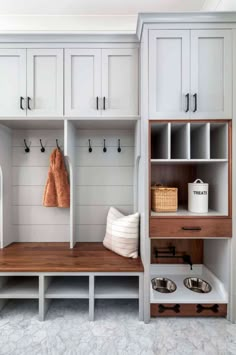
[103,207,139,258]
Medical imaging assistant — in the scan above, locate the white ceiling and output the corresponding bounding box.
[0,0,235,33]
[0,0,207,15]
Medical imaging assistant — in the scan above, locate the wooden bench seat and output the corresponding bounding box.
[0,242,144,273]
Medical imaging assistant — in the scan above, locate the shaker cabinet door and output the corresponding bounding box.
[149,30,190,119]
[27,49,63,117]
[101,48,138,117]
[190,30,232,119]
[65,49,101,117]
[0,49,26,117]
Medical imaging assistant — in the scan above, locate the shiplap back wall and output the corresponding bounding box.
[75,129,134,242]
[12,129,70,242]
[11,128,134,243]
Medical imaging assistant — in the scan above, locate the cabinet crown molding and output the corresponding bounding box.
[137,11,236,39]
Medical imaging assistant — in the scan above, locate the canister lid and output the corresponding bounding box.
[188,179,208,186]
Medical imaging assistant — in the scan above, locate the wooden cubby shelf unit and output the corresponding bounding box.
[0,243,144,321]
[149,120,232,237]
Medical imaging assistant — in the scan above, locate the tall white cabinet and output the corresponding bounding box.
[149,28,232,119]
[138,12,236,324]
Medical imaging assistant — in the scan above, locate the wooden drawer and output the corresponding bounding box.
[150,218,232,238]
[151,303,227,317]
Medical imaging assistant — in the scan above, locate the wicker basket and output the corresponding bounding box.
[151,185,178,212]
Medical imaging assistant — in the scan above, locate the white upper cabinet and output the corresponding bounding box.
[190,30,232,119]
[149,30,190,119]
[0,48,63,117]
[65,49,101,117]
[65,47,138,117]
[102,48,138,116]
[0,49,26,117]
[149,29,232,119]
[27,49,63,117]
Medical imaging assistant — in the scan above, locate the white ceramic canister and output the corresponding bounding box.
[188,179,208,213]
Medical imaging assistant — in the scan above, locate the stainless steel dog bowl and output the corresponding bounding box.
[184,277,212,293]
[151,277,177,293]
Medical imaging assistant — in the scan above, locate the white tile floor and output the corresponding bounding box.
[0,300,235,355]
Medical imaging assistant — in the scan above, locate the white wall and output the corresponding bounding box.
[202,0,236,10]
[0,125,13,247]
[12,129,70,242]
[75,129,134,242]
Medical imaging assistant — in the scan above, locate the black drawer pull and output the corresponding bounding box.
[182,226,202,231]
[193,93,197,112]
[20,96,25,110]
[96,96,99,110]
[27,97,32,110]
[103,96,106,110]
[185,93,189,112]
[196,304,219,314]
[159,304,180,314]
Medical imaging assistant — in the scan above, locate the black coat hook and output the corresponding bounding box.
[118,139,121,153]
[103,139,107,153]
[24,139,30,153]
[88,139,92,153]
[40,139,45,153]
[56,139,60,150]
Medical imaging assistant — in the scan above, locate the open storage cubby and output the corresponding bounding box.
[95,276,139,299]
[151,123,170,159]
[151,162,229,216]
[0,119,140,247]
[65,119,140,245]
[171,123,189,159]
[210,123,228,159]
[0,120,69,248]
[0,275,39,317]
[45,276,89,299]
[190,123,210,159]
[0,276,39,298]
[150,120,229,162]
[149,120,231,218]
[150,239,230,317]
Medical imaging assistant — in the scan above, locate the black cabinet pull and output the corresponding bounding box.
[96,96,99,110]
[158,304,180,314]
[20,97,25,110]
[27,97,32,110]
[182,226,201,231]
[103,97,106,110]
[185,93,189,112]
[196,304,219,314]
[193,93,197,112]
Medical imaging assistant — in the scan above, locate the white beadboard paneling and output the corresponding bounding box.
[76,146,134,167]
[13,186,133,206]
[12,147,52,167]
[12,129,64,147]
[14,225,70,242]
[75,225,106,242]
[11,127,135,244]
[12,167,48,186]
[76,129,134,147]
[11,129,69,243]
[13,206,70,225]
[12,186,44,205]
[76,166,133,186]
[76,205,133,225]
[76,186,133,206]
